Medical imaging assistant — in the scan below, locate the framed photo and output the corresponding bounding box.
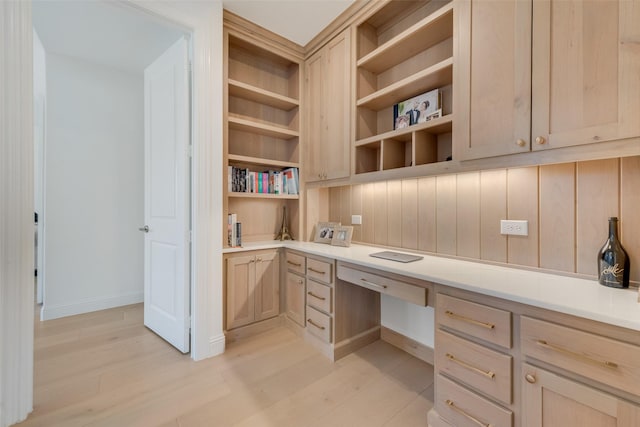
[331,226,353,247]
[393,88,441,129]
[314,221,340,244]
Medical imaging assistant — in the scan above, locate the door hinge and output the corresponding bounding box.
[189,230,192,242]
[188,145,193,158]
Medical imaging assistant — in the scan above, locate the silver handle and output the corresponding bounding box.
[138,225,149,233]
[360,278,387,290]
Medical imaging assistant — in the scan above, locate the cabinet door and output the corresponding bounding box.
[522,363,640,427]
[305,50,326,182]
[454,0,532,160]
[531,0,640,151]
[285,271,305,326]
[255,251,280,321]
[323,29,351,180]
[305,29,351,182]
[226,254,256,330]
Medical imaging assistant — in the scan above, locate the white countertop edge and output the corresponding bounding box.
[222,240,640,332]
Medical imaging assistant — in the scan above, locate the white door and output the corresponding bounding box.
[143,37,190,353]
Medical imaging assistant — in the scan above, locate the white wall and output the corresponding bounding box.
[382,297,435,348]
[41,53,144,320]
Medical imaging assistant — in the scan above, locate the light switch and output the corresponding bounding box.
[351,214,362,225]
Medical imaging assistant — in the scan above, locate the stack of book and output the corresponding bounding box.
[228,166,299,195]
[227,213,241,247]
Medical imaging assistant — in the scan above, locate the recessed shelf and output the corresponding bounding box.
[228,154,300,170]
[228,116,299,140]
[228,79,299,111]
[355,114,453,147]
[357,58,453,111]
[357,3,454,74]
[228,192,299,200]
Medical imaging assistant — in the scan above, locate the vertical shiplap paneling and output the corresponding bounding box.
[539,163,575,272]
[480,170,507,262]
[456,172,481,258]
[418,177,437,253]
[401,179,419,250]
[329,187,341,223]
[436,174,457,255]
[387,180,403,247]
[576,159,619,276]
[351,184,363,242]
[507,167,539,267]
[621,156,640,284]
[373,181,389,245]
[361,182,375,244]
[340,186,352,226]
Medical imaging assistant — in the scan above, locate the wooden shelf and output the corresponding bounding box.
[357,58,453,111]
[228,154,299,170]
[228,192,299,200]
[228,116,299,140]
[355,114,453,146]
[228,79,299,111]
[357,3,454,74]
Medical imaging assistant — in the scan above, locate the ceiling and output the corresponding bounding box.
[32,1,355,74]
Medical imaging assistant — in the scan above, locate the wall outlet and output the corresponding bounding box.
[500,220,528,236]
[351,214,362,225]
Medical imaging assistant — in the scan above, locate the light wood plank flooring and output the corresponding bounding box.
[16,304,434,426]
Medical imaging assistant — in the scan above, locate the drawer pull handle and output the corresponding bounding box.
[360,278,388,290]
[307,319,325,330]
[536,340,618,369]
[308,267,326,275]
[446,353,495,379]
[307,291,326,301]
[445,310,495,330]
[445,400,491,427]
[298,279,304,285]
[287,260,302,267]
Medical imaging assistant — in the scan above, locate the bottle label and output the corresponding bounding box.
[601,263,624,282]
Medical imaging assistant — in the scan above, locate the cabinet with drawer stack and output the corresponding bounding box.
[432,293,515,427]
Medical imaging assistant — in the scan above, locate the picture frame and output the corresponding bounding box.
[331,226,353,247]
[393,88,441,130]
[314,221,340,244]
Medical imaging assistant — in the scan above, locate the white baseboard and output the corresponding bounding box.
[40,292,143,320]
[209,333,226,357]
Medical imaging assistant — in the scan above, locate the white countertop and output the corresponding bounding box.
[224,241,640,332]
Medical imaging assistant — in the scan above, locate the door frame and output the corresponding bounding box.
[1,1,224,425]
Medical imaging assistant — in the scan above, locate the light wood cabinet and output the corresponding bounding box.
[522,363,640,427]
[223,22,303,245]
[455,0,640,161]
[225,250,280,330]
[354,0,454,177]
[284,251,306,327]
[305,29,351,182]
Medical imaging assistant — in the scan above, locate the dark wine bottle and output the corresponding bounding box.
[597,217,630,288]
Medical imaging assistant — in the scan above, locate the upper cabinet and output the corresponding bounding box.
[305,29,351,183]
[455,0,640,161]
[354,0,454,177]
[224,27,303,245]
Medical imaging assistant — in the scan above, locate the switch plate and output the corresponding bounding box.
[351,214,362,225]
[500,220,528,236]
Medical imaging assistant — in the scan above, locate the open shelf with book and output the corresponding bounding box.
[354,0,454,177]
[224,27,303,246]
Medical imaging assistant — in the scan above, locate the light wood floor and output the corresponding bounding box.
[16,304,434,427]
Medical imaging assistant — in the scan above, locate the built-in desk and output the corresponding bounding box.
[225,241,640,426]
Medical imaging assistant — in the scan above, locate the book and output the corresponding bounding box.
[227,213,238,247]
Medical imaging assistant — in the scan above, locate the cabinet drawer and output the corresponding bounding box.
[306,280,332,314]
[437,294,511,349]
[285,251,305,275]
[306,305,332,343]
[436,374,512,427]
[436,330,512,405]
[338,264,428,306]
[307,258,333,285]
[521,316,640,396]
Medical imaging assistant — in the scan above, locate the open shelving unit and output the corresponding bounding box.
[224,30,303,245]
[354,0,454,176]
